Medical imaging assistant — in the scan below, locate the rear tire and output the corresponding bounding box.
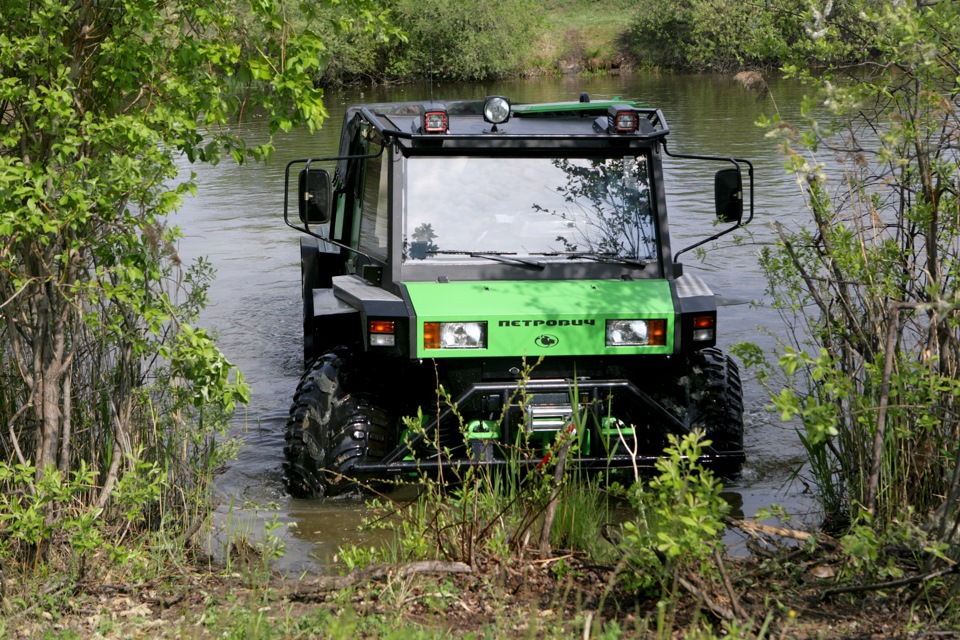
[283,353,394,498]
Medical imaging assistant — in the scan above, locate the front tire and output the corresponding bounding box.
[681,347,745,474]
[283,353,394,498]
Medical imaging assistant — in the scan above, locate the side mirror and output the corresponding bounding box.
[298,168,332,224]
[714,167,743,224]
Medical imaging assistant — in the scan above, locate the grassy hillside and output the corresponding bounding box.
[528,0,635,73]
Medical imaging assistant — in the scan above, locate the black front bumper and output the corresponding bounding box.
[350,377,745,475]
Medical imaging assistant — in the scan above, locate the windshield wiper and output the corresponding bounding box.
[571,252,649,268]
[533,251,650,269]
[428,250,545,270]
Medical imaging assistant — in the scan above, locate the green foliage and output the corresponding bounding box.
[0,459,164,570]
[743,2,960,545]
[623,0,883,72]
[837,510,953,587]
[387,0,544,81]
[0,0,390,587]
[618,431,729,596]
[280,0,405,85]
[315,0,543,83]
[347,433,610,567]
[337,363,618,570]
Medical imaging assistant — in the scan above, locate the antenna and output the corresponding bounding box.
[429,44,434,102]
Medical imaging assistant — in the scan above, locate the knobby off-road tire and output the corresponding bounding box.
[681,347,745,474]
[283,353,394,498]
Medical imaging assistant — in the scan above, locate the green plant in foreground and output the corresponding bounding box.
[0,458,163,568]
[733,4,960,562]
[337,362,618,569]
[0,2,403,624]
[618,431,729,596]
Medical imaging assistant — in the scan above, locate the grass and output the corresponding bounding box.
[529,0,635,72]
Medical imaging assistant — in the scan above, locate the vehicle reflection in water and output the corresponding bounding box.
[176,73,816,573]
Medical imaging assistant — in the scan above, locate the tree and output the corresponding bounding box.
[0,0,394,551]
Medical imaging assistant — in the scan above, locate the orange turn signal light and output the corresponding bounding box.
[648,319,667,346]
[369,320,396,334]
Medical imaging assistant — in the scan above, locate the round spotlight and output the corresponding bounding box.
[483,96,511,125]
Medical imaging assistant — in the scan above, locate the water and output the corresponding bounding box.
[175,73,815,572]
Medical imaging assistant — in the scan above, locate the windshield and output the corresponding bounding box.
[403,156,657,264]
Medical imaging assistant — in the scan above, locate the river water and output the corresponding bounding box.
[175,73,815,573]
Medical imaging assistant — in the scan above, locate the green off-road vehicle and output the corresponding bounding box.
[282,94,753,498]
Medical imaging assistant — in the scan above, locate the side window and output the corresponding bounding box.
[332,116,363,242]
[357,131,389,261]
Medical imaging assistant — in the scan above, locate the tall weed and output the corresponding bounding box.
[338,365,619,569]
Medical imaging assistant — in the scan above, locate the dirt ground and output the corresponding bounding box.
[8,550,959,639]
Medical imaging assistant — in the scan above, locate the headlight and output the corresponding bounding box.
[606,319,667,346]
[424,321,487,349]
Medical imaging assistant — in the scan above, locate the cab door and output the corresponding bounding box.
[334,120,389,276]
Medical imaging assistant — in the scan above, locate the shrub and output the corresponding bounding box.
[741,2,960,536]
[623,0,883,72]
[618,431,729,596]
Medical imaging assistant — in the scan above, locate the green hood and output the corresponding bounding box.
[405,280,675,358]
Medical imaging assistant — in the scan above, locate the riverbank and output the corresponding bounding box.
[318,0,638,86]
[9,528,950,639]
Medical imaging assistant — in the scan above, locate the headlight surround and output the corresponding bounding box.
[424,321,487,349]
[605,319,667,346]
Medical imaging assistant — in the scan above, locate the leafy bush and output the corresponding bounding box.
[388,0,544,80]
[741,3,960,537]
[0,0,385,577]
[314,0,544,83]
[618,431,729,596]
[623,0,883,72]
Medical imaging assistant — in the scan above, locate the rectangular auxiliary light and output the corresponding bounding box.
[369,319,396,347]
[423,111,448,133]
[608,106,639,133]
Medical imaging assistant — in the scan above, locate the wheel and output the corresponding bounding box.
[283,353,395,498]
[680,347,745,473]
